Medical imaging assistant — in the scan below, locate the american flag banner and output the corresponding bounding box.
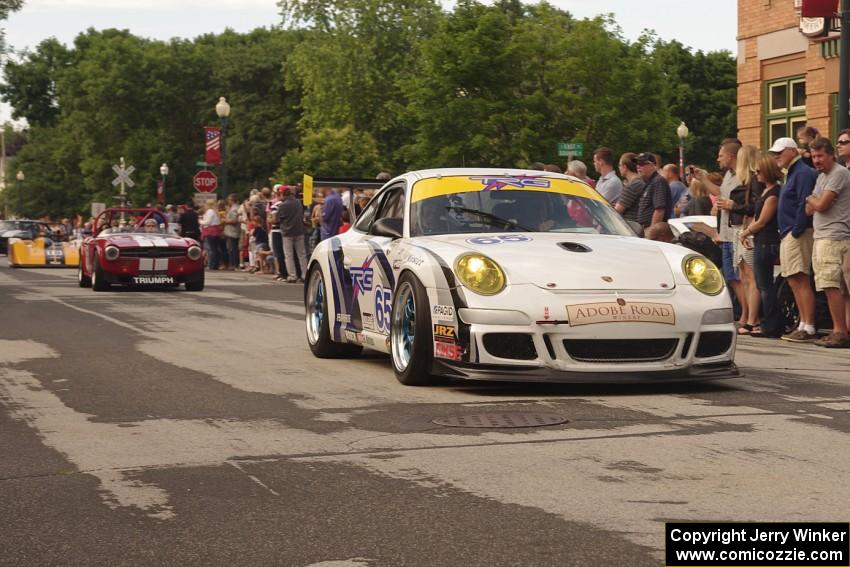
[205,127,222,164]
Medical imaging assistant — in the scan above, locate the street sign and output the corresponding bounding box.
[193,192,216,208]
[111,163,135,187]
[557,142,584,157]
[193,170,218,193]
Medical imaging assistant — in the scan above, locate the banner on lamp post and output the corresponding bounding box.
[303,174,313,206]
[156,180,164,204]
[205,127,222,164]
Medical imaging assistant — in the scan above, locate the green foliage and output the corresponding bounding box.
[1,1,737,218]
[0,0,24,53]
[276,125,383,182]
[403,3,675,170]
[2,28,302,217]
[653,40,737,168]
[280,0,442,173]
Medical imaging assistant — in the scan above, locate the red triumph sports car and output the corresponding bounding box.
[78,208,205,291]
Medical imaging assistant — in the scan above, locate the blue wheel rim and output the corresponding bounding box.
[306,270,325,345]
[391,282,415,371]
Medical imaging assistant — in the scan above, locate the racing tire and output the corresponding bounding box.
[390,272,438,386]
[78,262,92,288]
[91,256,110,292]
[304,264,362,358]
[776,277,798,334]
[185,272,205,292]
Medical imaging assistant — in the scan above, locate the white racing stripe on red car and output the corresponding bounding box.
[138,258,155,271]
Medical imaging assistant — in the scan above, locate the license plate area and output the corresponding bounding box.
[566,301,675,326]
[133,275,175,285]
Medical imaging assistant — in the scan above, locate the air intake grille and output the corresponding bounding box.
[120,247,186,258]
[695,332,733,358]
[563,338,678,363]
[482,333,537,360]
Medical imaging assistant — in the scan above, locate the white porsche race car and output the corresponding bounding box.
[305,168,739,385]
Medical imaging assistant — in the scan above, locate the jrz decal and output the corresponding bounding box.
[433,324,456,339]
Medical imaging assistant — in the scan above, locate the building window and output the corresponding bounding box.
[765,76,806,147]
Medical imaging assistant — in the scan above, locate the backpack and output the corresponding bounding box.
[678,231,722,268]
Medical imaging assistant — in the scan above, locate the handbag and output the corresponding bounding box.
[202,224,223,238]
[726,176,759,227]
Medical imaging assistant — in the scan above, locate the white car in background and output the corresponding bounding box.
[304,169,739,385]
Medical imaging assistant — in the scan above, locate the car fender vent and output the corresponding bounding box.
[558,242,592,253]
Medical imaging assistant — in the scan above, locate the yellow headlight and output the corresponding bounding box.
[454,253,506,295]
[683,255,724,295]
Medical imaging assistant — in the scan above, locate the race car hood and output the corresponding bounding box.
[101,233,194,249]
[417,233,676,291]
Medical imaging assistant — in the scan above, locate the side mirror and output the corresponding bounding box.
[626,220,644,238]
[371,217,403,239]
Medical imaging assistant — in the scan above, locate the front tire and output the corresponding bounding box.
[92,256,110,292]
[305,264,362,358]
[390,272,437,386]
[78,260,91,288]
[185,271,205,291]
[776,278,798,334]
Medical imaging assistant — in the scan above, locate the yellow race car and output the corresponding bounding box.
[8,223,81,268]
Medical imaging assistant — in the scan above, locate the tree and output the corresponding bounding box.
[652,40,737,168]
[1,28,304,215]
[403,2,675,170]
[280,0,442,173]
[0,39,70,127]
[276,125,383,182]
[0,0,24,54]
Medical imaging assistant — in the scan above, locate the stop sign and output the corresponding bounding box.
[193,170,218,193]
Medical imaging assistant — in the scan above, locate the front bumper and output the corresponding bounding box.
[432,360,739,383]
[102,271,203,285]
[430,283,738,383]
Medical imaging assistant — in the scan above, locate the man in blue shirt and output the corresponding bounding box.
[320,188,343,241]
[770,137,819,342]
[662,164,688,218]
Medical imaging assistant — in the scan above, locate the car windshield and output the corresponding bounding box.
[0,221,34,231]
[98,225,174,236]
[409,175,634,237]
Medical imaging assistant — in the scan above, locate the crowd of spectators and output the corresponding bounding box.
[7,129,849,348]
[568,127,850,348]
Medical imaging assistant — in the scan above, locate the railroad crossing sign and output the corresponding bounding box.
[557,142,584,158]
[193,170,218,193]
[111,160,135,188]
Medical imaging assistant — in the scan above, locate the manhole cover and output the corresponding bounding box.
[433,412,568,429]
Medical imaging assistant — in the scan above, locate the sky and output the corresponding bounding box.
[1,0,738,123]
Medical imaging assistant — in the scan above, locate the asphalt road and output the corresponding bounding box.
[2,259,849,566]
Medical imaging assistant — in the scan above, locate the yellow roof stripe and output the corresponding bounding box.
[411,175,604,203]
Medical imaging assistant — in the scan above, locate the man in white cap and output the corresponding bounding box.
[804,138,850,347]
[770,136,819,341]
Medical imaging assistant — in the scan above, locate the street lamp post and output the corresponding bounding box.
[677,121,689,175]
[159,163,169,205]
[215,97,231,198]
[16,170,24,218]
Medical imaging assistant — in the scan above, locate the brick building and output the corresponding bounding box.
[738,0,843,148]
